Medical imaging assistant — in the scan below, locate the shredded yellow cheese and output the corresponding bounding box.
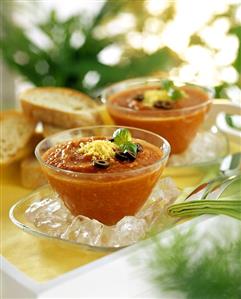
[143,90,170,106]
[79,140,118,160]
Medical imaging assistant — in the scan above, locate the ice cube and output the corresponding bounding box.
[168,131,227,166]
[61,216,104,246]
[157,177,181,203]
[113,217,147,246]
[136,198,163,228]
[25,177,180,248]
[34,214,70,237]
[25,198,61,222]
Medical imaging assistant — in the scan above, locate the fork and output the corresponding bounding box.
[167,153,241,221]
[183,153,241,202]
[184,174,240,202]
[167,174,241,221]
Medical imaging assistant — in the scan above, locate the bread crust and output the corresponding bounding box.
[0,109,33,122]
[0,110,36,165]
[1,143,32,165]
[20,87,103,129]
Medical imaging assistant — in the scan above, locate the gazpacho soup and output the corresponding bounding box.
[36,127,170,225]
[104,78,212,154]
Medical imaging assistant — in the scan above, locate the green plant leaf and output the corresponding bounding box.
[120,142,138,155]
[167,87,184,100]
[160,79,184,100]
[230,25,241,74]
[113,128,132,145]
[113,129,138,155]
[161,79,174,90]
[145,227,241,299]
[0,2,181,94]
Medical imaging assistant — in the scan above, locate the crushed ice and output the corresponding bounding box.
[25,177,180,248]
[168,131,227,166]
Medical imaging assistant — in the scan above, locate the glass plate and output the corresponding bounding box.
[167,127,229,169]
[9,178,180,252]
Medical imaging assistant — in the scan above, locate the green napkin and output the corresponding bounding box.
[167,199,241,220]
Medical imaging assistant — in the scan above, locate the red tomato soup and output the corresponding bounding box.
[40,131,168,225]
[105,81,212,154]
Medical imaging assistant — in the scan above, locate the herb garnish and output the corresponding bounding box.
[161,79,185,100]
[113,128,138,156]
[113,128,132,145]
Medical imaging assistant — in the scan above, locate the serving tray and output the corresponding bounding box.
[1,100,240,297]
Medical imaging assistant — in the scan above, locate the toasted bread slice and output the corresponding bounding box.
[20,155,47,189]
[42,106,115,137]
[0,110,35,165]
[20,87,102,129]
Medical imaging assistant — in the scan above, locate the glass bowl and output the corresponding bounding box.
[9,176,180,251]
[35,126,170,226]
[164,126,229,180]
[101,77,213,154]
[9,185,122,252]
[167,127,229,167]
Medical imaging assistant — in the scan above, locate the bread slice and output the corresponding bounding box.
[20,87,103,129]
[20,155,47,189]
[42,106,115,137]
[0,110,35,165]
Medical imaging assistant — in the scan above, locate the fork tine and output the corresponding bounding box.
[184,177,223,201]
[205,175,241,200]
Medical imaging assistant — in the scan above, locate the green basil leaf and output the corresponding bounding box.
[161,79,174,90]
[167,87,183,100]
[113,128,132,145]
[161,79,184,101]
[120,142,138,155]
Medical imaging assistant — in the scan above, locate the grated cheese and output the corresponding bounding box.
[143,90,170,106]
[79,140,118,160]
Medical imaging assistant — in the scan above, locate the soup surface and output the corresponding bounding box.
[42,137,163,173]
[110,85,209,111]
[107,84,211,154]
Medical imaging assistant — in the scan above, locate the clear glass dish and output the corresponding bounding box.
[35,125,170,226]
[8,125,229,251]
[9,178,180,252]
[101,77,213,154]
[167,126,229,168]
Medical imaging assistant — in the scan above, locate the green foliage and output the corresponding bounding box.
[113,128,132,144]
[0,1,180,95]
[1,1,240,100]
[119,142,138,155]
[161,79,185,100]
[145,175,241,298]
[215,23,241,99]
[113,128,137,154]
[148,228,241,299]
[230,25,241,74]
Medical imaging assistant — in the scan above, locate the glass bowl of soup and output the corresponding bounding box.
[102,78,213,154]
[35,126,170,225]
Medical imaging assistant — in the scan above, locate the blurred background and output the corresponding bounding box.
[1,0,241,109]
